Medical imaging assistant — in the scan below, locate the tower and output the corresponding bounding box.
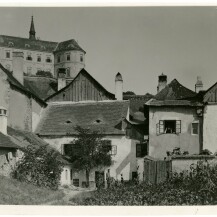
[195,76,203,93]
[29,16,36,40]
[157,73,167,93]
[115,72,123,100]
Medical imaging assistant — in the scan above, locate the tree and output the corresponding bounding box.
[14,145,64,190]
[68,126,112,187]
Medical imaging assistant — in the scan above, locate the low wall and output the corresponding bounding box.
[170,155,217,173]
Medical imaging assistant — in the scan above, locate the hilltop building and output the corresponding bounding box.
[0,16,86,80]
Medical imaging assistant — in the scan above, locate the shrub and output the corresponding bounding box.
[14,145,64,190]
[70,160,217,205]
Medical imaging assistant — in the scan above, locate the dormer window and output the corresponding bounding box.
[25,44,30,48]
[46,56,51,63]
[8,42,14,47]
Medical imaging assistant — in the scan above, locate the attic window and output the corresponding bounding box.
[95,119,101,124]
[8,42,14,47]
[66,120,72,124]
[25,44,30,48]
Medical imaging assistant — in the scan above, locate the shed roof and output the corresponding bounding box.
[0,131,20,149]
[36,100,129,136]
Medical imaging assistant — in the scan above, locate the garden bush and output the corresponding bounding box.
[13,145,64,190]
[70,160,217,205]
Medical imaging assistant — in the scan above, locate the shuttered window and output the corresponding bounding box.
[136,143,148,157]
[156,120,181,135]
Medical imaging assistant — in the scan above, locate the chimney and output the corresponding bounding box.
[12,52,24,85]
[115,72,123,100]
[157,73,167,93]
[0,106,7,135]
[58,68,67,91]
[195,76,203,93]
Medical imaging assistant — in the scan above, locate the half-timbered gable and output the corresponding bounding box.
[45,69,115,102]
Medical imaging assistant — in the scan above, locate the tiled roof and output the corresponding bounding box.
[54,39,86,53]
[0,131,20,149]
[154,79,196,100]
[0,64,46,106]
[24,76,57,100]
[0,35,58,52]
[148,99,203,107]
[7,126,49,148]
[36,100,129,136]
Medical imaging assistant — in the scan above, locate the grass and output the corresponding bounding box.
[0,176,65,205]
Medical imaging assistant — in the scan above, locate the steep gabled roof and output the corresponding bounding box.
[54,39,86,53]
[45,68,115,101]
[0,35,57,52]
[36,100,129,136]
[0,64,46,106]
[154,79,196,100]
[24,76,57,100]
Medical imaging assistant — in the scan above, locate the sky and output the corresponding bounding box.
[0,6,217,95]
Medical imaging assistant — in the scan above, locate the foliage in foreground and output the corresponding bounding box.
[14,145,64,190]
[70,161,217,205]
[0,175,64,205]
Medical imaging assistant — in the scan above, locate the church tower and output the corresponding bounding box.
[29,16,36,40]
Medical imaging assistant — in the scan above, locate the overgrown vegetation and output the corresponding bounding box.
[70,161,217,205]
[67,126,112,187]
[0,175,64,205]
[14,145,64,190]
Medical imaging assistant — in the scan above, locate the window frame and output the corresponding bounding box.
[156,120,181,135]
[5,51,10,59]
[80,54,83,62]
[46,56,52,63]
[57,55,61,63]
[191,121,199,135]
[37,55,41,62]
[66,53,70,61]
[136,143,148,158]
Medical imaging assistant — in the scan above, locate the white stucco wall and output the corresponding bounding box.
[149,107,202,159]
[203,104,217,153]
[43,135,138,186]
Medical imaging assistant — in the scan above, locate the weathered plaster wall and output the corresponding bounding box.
[0,47,54,75]
[149,107,201,159]
[54,50,85,79]
[32,99,44,132]
[8,88,32,131]
[43,135,138,186]
[203,104,217,153]
[0,68,10,110]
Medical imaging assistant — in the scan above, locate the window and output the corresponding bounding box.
[57,55,61,63]
[65,170,68,180]
[0,109,7,116]
[66,53,70,61]
[26,53,32,61]
[46,56,51,63]
[80,54,83,62]
[156,120,181,135]
[27,67,32,75]
[136,143,148,158]
[37,55,41,62]
[192,122,199,135]
[73,179,79,187]
[6,51,10,58]
[102,140,117,155]
[70,169,73,180]
[66,68,70,77]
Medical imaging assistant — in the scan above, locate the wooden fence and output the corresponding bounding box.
[143,160,172,184]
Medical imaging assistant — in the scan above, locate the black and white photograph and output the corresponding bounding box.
[0,4,217,210]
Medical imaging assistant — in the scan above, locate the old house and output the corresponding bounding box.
[145,75,203,159]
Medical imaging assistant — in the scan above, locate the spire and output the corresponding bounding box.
[29,16,36,40]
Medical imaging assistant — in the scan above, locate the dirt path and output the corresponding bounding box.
[43,188,95,205]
